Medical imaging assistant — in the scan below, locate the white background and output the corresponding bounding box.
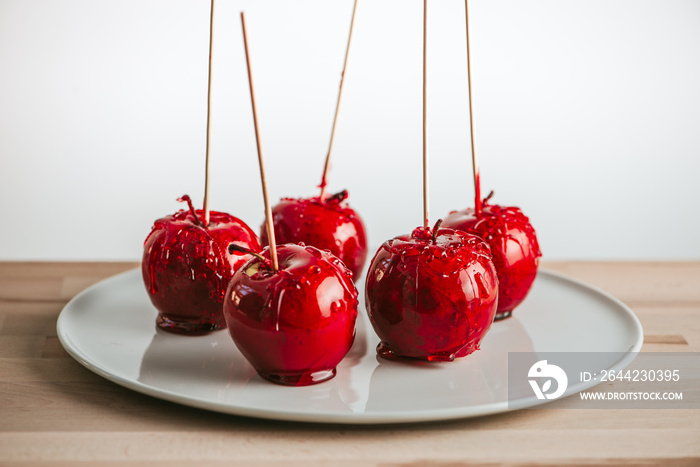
[1,0,699,262]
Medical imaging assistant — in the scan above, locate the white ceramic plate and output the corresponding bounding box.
[57,268,643,424]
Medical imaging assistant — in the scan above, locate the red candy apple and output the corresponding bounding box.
[223,243,358,386]
[442,192,541,320]
[365,222,499,362]
[142,195,261,335]
[260,190,368,281]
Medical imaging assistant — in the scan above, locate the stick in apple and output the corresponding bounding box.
[318,0,359,202]
[422,0,429,228]
[440,0,542,320]
[240,11,279,271]
[464,0,481,216]
[202,0,216,226]
[250,2,367,282]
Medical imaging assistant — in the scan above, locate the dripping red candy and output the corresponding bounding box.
[224,243,358,386]
[260,190,368,282]
[442,195,541,320]
[365,224,499,362]
[142,196,261,335]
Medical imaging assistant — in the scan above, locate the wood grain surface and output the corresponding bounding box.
[1,261,698,466]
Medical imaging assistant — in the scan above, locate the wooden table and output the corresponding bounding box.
[1,261,699,465]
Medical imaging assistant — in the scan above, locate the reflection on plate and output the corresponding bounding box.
[57,268,643,424]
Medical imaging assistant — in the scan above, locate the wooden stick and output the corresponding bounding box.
[465,0,481,216]
[422,0,429,229]
[318,0,359,202]
[202,0,216,226]
[240,12,279,271]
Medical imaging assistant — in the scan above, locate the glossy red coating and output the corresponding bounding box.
[142,198,261,335]
[442,198,541,319]
[260,190,368,282]
[365,226,499,362]
[224,243,358,386]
